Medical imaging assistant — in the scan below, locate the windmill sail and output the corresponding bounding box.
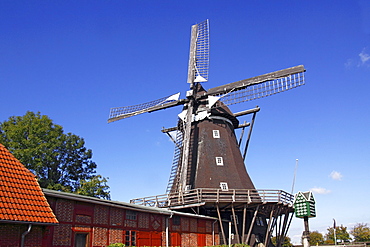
[187,19,210,84]
[108,93,185,123]
[178,20,210,193]
[206,65,305,105]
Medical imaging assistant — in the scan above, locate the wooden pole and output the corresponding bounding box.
[231,204,240,243]
[246,205,259,244]
[302,216,310,247]
[242,204,247,243]
[216,204,227,244]
[264,206,276,247]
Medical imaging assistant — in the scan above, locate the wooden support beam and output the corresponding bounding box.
[282,211,294,243]
[238,121,247,147]
[242,110,258,161]
[242,205,247,244]
[231,204,240,243]
[271,206,282,247]
[234,106,260,117]
[161,126,178,133]
[278,209,289,247]
[264,206,276,247]
[276,211,283,247]
[216,204,227,245]
[246,205,259,244]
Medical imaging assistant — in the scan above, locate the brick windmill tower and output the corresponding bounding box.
[109,20,305,246]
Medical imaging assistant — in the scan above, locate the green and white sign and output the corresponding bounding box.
[293,191,316,218]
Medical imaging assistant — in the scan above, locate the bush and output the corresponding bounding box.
[108,244,125,247]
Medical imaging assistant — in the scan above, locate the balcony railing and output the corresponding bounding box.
[130,188,294,208]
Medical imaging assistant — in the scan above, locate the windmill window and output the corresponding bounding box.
[216,157,224,166]
[220,182,228,191]
[213,130,220,138]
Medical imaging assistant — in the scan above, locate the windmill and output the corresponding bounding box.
[109,20,305,246]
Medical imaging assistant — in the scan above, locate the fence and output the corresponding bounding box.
[130,188,294,208]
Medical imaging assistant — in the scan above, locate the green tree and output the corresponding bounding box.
[76,175,110,199]
[309,231,324,245]
[0,111,110,199]
[271,235,293,247]
[325,225,351,244]
[350,223,370,242]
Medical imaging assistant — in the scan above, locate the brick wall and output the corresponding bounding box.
[0,224,44,247]
[46,194,220,247]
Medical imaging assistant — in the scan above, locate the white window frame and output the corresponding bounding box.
[213,130,220,138]
[220,182,228,191]
[215,157,224,166]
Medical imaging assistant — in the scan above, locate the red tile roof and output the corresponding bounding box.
[0,143,58,224]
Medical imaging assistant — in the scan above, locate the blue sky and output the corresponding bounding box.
[1,0,369,244]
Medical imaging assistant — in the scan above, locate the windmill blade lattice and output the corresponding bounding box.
[108,93,183,123]
[220,69,304,106]
[166,129,184,194]
[207,65,305,106]
[195,20,210,82]
[187,19,210,83]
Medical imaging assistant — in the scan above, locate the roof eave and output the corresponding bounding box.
[0,219,58,226]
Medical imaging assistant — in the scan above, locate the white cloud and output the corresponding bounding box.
[329,171,343,181]
[345,47,370,68]
[310,187,331,194]
[359,48,370,65]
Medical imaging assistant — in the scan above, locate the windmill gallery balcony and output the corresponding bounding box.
[130,188,294,209]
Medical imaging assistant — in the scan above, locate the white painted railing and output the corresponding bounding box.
[130,189,294,208]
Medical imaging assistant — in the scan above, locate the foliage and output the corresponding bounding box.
[0,111,110,199]
[271,236,293,247]
[309,231,324,245]
[325,225,351,243]
[108,245,249,247]
[107,244,125,247]
[210,245,250,247]
[76,175,110,200]
[350,223,370,242]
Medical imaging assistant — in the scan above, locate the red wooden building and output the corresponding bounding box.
[0,143,219,247]
[43,189,219,247]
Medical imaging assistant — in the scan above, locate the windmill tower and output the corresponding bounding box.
[109,20,305,246]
